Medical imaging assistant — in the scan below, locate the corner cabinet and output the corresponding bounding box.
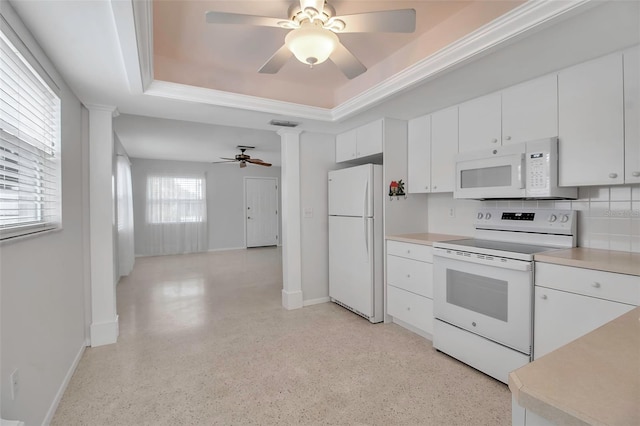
[407,106,458,194]
[558,52,625,186]
[335,120,383,163]
[533,262,639,360]
[386,240,434,337]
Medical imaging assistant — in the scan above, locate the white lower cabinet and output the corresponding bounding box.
[533,262,639,359]
[386,241,434,337]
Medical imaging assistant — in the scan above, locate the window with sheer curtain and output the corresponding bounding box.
[0,29,61,241]
[144,174,208,255]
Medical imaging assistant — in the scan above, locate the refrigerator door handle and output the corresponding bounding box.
[363,179,369,262]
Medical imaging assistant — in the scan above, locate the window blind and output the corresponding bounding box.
[0,30,61,240]
[146,175,206,224]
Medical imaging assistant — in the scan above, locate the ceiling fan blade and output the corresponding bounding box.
[205,11,285,28]
[246,159,272,167]
[259,45,293,74]
[332,9,416,33]
[212,160,236,164]
[330,42,367,80]
[219,157,237,161]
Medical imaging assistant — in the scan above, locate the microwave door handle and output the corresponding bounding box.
[518,154,526,189]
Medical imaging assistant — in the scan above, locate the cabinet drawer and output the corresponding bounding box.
[387,255,433,298]
[387,240,433,262]
[387,285,433,334]
[535,262,640,305]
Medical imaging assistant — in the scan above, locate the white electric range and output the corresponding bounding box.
[432,208,577,384]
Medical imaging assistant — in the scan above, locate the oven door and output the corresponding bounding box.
[433,248,533,354]
[454,152,526,199]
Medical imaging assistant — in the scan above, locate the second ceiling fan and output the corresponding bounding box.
[205,0,416,79]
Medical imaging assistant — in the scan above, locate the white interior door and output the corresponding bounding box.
[245,177,279,248]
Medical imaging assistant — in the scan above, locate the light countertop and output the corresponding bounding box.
[535,247,640,276]
[386,233,467,246]
[509,306,640,425]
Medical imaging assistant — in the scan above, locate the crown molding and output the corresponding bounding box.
[85,104,119,117]
[145,80,333,121]
[330,0,595,121]
[124,0,595,123]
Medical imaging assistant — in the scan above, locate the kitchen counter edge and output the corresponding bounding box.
[386,233,467,246]
[534,247,640,277]
[509,306,640,425]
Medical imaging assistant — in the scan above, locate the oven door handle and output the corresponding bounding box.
[433,248,531,272]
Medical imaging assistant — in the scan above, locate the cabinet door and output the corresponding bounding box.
[335,129,357,163]
[356,119,383,158]
[558,53,624,186]
[533,286,634,359]
[407,115,431,193]
[431,106,458,192]
[502,74,558,145]
[624,45,640,183]
[458,93,501,153]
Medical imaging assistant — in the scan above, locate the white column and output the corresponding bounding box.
[278,129,303,310]
[87,104,119,346]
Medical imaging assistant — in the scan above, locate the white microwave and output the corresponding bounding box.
[454,137,577,200]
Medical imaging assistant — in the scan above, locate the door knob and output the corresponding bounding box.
[633,171,640,177]
[247,216,252,219]
[609,173,618,179]
[592,282,601,288]
[540,294,547,300]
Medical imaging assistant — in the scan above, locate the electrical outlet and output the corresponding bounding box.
[10,368,19,400]
[448,208,456,218]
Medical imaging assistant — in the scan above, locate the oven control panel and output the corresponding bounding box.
[474,209,576,235]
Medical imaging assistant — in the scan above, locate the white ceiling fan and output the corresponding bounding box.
[205,0,416,79]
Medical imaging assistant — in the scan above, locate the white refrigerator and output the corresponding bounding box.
[328,164,383,323]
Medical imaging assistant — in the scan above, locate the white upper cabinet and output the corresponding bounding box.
[335,120,383,163]
[407,115,431,193]
[558,52,625,186]
[430,106,458,192]
[335,129,357,162]
[502,74,558,145]
[458,92,501,153]
[624,45,640,183]
[357,119,384,158]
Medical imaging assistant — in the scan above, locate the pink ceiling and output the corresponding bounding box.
[153,1,524,108]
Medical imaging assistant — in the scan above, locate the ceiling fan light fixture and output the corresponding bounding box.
[285,21,338,66]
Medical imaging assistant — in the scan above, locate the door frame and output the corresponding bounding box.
[243,176,279,248]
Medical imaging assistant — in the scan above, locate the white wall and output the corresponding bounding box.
[130,158,281,254]
[299,132,340,303]
[427,184,640,253]
[0,2,87,424]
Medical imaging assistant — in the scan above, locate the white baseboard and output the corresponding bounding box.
[282,289,303,310]
[303,296,330,306]
[90,315,119,347]
[42,342,86,426]
[207,247,246,252]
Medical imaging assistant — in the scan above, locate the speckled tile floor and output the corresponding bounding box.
[52,247,511,425]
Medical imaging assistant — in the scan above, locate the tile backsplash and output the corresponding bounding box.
[427,184,640,253]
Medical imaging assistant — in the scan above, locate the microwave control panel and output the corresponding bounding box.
[526,151,550,193]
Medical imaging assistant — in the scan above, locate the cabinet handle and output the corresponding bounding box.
[407,274,411,278]
[540,294,548,300]
[491,138,498,143]
[592,282,601,288]
[505,136,511,141]
[609,173,618,179]
[425,186,429,190]
[407,250,411,254]
[407,307,411,311]
[433,185,437,190]
[633,171,640,177]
